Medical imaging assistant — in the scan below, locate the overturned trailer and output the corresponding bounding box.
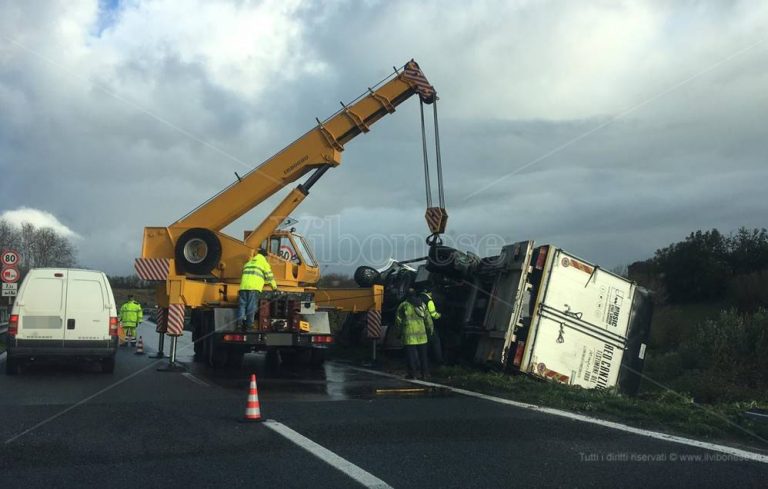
[360,241,653,395]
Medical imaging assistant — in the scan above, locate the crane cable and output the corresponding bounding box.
[420,98,446,247]
[419,99,433,208]
[433,98,445,209]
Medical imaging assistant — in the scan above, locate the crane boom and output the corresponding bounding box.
[174,60,436,232]
[137,59,442,336]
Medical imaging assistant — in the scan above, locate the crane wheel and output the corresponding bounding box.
[175,228,222,275]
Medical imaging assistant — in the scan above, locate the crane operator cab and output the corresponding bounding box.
[262,229,319,290]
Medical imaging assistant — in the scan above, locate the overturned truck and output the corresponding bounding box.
[354,241,653,395]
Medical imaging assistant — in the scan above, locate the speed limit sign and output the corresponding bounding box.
[1,249,20,267]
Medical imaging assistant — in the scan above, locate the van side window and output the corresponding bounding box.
[67,280,104,311]
[24,278,64,309]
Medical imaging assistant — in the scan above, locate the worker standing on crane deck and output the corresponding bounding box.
[238,248,278,332]
[396,289,433,380]
[119,295,143,347]
[419,287,443,364]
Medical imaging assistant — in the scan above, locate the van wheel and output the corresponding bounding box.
[5,357,19,375]
[101,357,115,374]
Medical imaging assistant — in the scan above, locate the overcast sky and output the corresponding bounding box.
[1,0,766,275]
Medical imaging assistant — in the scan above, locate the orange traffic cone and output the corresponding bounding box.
[135,336,145,355]
[243,374,262,422]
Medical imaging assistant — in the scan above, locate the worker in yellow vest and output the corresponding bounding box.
[238,248,278,331]
[419,288,443,364]
[119,295,143,347]
[396,289,433,380]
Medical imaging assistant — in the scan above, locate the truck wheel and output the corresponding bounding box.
[101,357,115,374]
[175,228,222,275]
[226,352,244,369]
[265,348,281,369]
[5,357,19,375]
[354,266,382,287]
[310,349,326,367]
[207,342,229,369]
[192,318,204,360]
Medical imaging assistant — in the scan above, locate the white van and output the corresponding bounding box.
[6,268,119,374]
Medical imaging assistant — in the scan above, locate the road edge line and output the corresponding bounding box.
[263,419,393,489]
[338,363,768,464]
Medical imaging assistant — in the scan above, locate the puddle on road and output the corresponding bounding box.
[190,355,455,401]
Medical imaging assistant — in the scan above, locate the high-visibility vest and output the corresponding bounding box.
[240,254,277,292]
[420,291,441,320]
[119,300,143,327]
[395,300,433,346]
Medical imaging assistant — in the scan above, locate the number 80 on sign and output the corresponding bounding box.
[2,250,20,267]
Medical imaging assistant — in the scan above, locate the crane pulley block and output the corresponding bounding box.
[425,207,448,234]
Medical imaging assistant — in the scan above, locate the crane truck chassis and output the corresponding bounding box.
[136,60,444,368]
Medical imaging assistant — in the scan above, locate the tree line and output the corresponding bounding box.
[0,219,77,273]
[629,227,768,309]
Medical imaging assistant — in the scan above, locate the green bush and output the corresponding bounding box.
[680,309,768,390]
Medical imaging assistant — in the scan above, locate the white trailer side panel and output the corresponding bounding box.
[523,248,636,389]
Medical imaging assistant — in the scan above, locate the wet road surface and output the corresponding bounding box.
[1,321,768,488]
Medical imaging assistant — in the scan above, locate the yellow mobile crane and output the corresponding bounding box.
[136,60,447,368]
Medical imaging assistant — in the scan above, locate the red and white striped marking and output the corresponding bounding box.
[154,307,168,334]
[534,363,570,384]
[167,303,185,336]
[561,256,593,275]
[134,258,170,281]
[402,60,436,102]
[425,207,448,234]
[366,309,382,339]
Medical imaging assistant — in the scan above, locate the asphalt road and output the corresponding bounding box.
[1,322,767,489]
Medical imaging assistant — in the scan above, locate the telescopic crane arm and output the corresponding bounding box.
[138,60,445,311]
[173,60,437,238]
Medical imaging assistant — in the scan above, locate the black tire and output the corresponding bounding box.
[5,356,19,375]
[394,270,414,302]
[310,349,326,367]
[207,336,229,369]
[265,348,281,369]
[226,352,244,369]
[101,357,115,374]
[175,228,222,275]
[191,310,204,360]
[354,266,382,287]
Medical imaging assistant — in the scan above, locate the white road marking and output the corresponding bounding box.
[181,372,209,387]
[263,420,393,489]
[340,364,768,464]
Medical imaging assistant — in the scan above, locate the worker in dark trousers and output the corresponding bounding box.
[119,295,143,347]
[396,289,433,380]
[419,287,443,364]
[238,248,278,332]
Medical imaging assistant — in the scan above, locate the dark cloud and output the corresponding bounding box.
[1,0,766,275]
